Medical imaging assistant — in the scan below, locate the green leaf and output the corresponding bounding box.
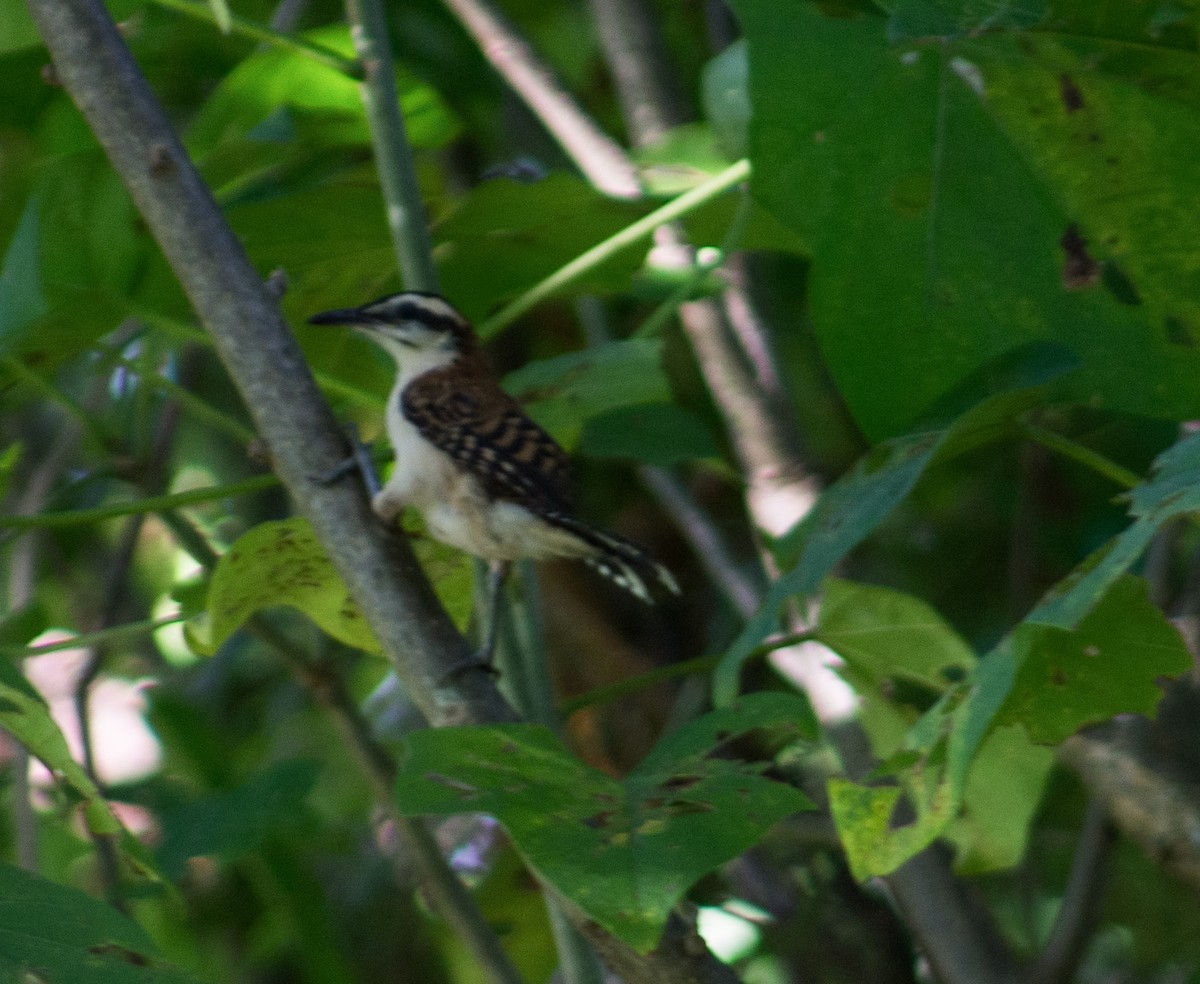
[714,429,945,704]
[0,863,205,984]
[0,657,123,839]
[0,1,42,54]
[579,403,720,466]
[194,517,470,654]
[950,724,1054,873]
[436,175,650,324]
[1027,430,1200,629]
[188,25,457,157]
[0,600,47,650]
[734,0,1200,440]
[394,693,815,951]
[995,576,1191,744]
[817,578,975,691]
[157,760,320,878]
[0,197,47,345]
[503,339,670,449]
[702,41,750,159]
[828,774,956,882]
[194,517,381,655]
[194,516,473,655]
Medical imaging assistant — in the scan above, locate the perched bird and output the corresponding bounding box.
[308,291,678,664]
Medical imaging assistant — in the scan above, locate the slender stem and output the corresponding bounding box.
[439,0,641,199]
[1029,798,1113,984]
[480,159,750,336]
[559,632,812,718]
[1020,422,1141,490]
[148,0,362,76]
[0,473,279,530]
[0,614,186,658]
[638,466,762,618]
[343,0,439,290]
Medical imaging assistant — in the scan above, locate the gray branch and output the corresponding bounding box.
[25,0,510,729]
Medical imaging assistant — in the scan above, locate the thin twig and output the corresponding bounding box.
[585,0,690,148]
[248,620,528,984]
[439,0,642,198]
[0,473,280,531]
[638,466,762,619]
[1029,798,1113,984]
[480,160,750,336]
[148,0,362,76]
[1019,422,1140,490]
[344,0,439,290]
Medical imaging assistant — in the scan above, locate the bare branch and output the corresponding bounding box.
[439,0,642,198]
[1029,799,1114,984]
[25,0,509,728]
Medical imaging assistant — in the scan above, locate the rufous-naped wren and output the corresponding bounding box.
[308,292,679,616]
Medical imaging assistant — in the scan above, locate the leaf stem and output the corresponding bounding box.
[559,630,812,718]
[480,159,751,337]
[1020,422,1140,490]
[0,473,278,530]
[343,0,439,289]
[0,615,186,659]
[147,0,363,76]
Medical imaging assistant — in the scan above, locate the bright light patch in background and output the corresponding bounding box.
[697,904,763,964]
[24,631,162,787]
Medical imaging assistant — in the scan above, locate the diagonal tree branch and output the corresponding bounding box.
[25,0,510,730]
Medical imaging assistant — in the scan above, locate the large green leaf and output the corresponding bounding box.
[733,0,1200,440]
[995,576,1191,744]
[0,863,205,984]
[394,693,816,952]
[831,572,1187,879]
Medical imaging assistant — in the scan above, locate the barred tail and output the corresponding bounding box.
[540,512,679,602]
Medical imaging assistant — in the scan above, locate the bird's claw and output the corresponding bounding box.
[310,422,382,496]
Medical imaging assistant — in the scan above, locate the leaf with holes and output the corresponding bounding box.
[394,693,816,951]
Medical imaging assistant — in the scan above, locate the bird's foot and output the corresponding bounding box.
[310,422,382,497]
[437,649,501,687]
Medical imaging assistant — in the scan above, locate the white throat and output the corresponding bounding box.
[359,329,458,386]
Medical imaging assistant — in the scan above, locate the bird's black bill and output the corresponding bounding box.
[307,307,363,326]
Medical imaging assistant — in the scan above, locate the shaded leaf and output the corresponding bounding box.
[158,760,321,878]
[504,339,670,449]
[394,693,815,951]
[734,0,1200,440]
[579,403,720,466]
[817,578,975,691]
[0,863,204,984]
